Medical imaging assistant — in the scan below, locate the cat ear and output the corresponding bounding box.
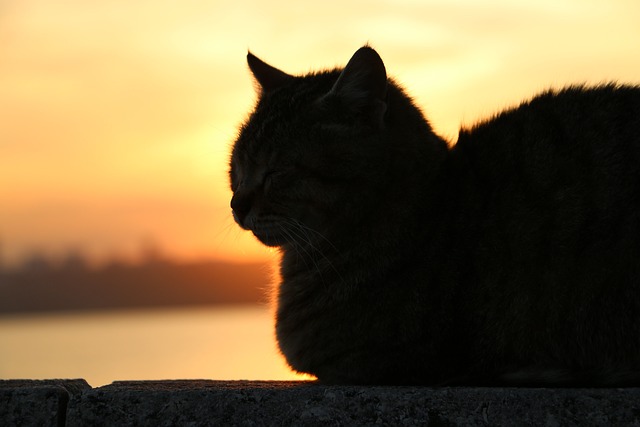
[328,46,388,127]
[247,52,294,92]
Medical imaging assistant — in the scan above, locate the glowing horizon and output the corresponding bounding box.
[1,0,640,267]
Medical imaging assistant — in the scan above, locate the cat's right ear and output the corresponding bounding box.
[247,52,293,92]
[326,46,388,127]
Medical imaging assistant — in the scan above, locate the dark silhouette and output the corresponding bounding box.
[0,252,271,315]
[230,46,640,385]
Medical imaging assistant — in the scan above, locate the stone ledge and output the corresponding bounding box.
[0,379,90,427]
[3,380,640,426]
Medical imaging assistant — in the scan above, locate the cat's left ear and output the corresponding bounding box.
[328,46,388,127]
[247,52,294,92]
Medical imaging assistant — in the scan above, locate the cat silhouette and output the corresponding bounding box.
[230,46,640,385]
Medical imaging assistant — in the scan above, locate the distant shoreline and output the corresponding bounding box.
[0,260,272,315]
[0,302,265,319]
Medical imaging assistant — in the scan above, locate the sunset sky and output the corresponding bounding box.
[2,0,640,267]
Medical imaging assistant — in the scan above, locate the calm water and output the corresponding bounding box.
[0,306,309,386]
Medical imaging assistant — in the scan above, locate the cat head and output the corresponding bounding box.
[229,47,400,248]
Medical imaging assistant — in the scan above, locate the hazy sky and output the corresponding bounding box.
[1,0,640,266]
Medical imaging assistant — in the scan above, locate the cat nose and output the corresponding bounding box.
[230,191,253,227]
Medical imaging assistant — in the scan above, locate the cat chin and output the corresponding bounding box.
[252,230,287,247]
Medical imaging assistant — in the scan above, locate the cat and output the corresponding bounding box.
[229,45,640,386]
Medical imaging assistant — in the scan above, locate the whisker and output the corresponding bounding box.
[281,217,346,286]
[281,221,325,278]
[291,220,341,254]
[278,224,310,268]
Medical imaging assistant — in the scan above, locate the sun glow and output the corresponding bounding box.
[2,0,640,265]
[1,0,639,382]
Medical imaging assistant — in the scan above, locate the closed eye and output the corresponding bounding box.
[264,168,294,191]
[264,170,279,190]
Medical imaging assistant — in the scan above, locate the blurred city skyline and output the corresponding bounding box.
[0,235,217,272]
[2,0,640,268]
[0,236,272,315]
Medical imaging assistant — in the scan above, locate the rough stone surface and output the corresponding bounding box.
[4,379,640,426]
[65,380,640,426]
[0,379,90,427]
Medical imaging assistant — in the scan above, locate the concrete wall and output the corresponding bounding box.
[2,379,640,426]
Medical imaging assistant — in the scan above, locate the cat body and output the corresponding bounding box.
[229,46,640,385]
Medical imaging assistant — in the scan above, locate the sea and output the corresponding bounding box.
[0,305,310,386]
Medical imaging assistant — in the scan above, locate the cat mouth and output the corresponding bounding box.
[242,214,323,248]
[248,217,292,247]
[252,228,290,247]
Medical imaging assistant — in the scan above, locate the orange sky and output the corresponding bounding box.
[2,0,640,267]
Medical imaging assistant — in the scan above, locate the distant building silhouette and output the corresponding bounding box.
[0,254,272,314]
[60,249,89,271]
[21,251,53,273]
[139,238,167,265]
